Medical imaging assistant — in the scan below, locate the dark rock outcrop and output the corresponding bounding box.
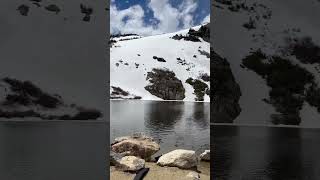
[17,5,29,16]
[145,68,185,100]
[172,23,210,43]
[45,4,60,14]
[188,23,210,43]
[290,37,320,64]
[153,56,166,62]
[80,4,93,22]
[0,77,102,120]
[110,86,142,100]
[242,50,315,125]
[198,50,210,58]
[186,78,209,101]
[212,51,242,123]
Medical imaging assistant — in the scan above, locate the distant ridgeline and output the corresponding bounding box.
[0,77,102,120]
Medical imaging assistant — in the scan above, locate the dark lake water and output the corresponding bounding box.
[0,121,107,180]
[212,125,320,180]
[110,100,210,155]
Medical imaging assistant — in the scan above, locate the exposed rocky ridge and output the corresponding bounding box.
[172,23,210,43]
[145,68,186,100]
[0,77,102,120]
[186,78,209,101]
[242,49,320,125]
[110,86,142,100]
[211,51,242,123]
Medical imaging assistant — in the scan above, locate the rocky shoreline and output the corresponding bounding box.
[110,133,210,180]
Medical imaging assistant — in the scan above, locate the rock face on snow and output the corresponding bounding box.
[212,51,241,123]
[111,133,160,160]
[0,77,102,120]
[110,24,210,101]
[145,68,186,100]
[157,149,198,169]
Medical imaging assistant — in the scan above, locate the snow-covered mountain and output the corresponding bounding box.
[212,0,320,127]
[110,24,210,102]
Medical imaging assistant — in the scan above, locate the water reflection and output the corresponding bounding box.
[191,103,210,129]
[144,101,184,132]
[264,128,315,180]
[213,126,320,180]
[0,122,106,180]
[212,125,239,180]
[110,100,210,154]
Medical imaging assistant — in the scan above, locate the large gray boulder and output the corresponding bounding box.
[111,133,160,160]
[157,149,198,169]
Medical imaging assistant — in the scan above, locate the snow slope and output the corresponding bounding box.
[213,0,320,127]
[1,0,108,115]
[110,25,210,102]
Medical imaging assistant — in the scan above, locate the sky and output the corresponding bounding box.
[110,0,210,36]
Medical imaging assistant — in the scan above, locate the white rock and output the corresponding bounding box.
[186,171,200,180]
[117,156,145,172]
[200,150,210,161]
[157,149,198,169]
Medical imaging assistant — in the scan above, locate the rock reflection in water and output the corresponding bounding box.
[144,101,184,132]
[212,126,320,180]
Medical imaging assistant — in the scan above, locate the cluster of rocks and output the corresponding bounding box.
[109,34,141,48]
[80,4,93,22]
[171,23,210,43]
[186,78,210,101]
[17,2,60,16]
[110,133,210,179]
[16,1,94,22]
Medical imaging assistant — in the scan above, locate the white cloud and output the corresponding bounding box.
[110,0,202,36]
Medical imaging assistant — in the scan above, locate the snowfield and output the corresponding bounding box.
[110,25,210,102]
[213,0,320,126]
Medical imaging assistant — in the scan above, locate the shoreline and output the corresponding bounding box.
[110,161,210,180]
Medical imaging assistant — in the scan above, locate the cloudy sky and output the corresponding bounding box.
[110,0,210,36]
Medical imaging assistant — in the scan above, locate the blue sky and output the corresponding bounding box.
[110,0,210,36]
